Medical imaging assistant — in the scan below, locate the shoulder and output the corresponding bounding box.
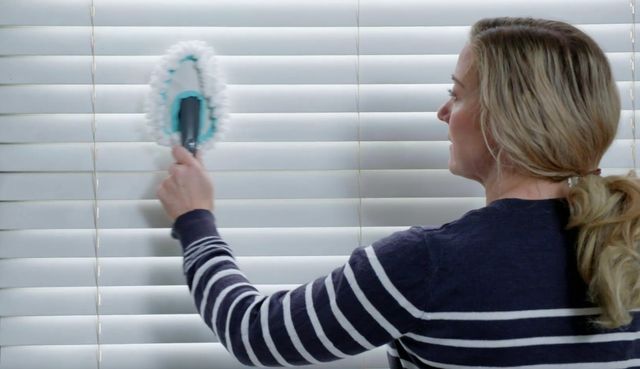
[348,205,504,310]
[370,198,563,257]
[366,204,500,264]
[350,226,432,280]
[362,226,438,293]
[423,203,503,244]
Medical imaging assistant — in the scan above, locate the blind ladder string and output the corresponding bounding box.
[356,0,364,248]
[354,4,365,367]
[89,1,103,367]
[631,0,638,173]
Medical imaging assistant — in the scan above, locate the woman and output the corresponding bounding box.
[157,17,640,368]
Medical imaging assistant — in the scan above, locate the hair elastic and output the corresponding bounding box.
[568,168,601,188]
[583,168,602,177]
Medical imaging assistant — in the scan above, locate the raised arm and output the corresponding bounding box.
[173,210,431,366]
[157,145,433,366]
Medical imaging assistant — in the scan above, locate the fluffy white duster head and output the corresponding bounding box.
[145,40,229,150]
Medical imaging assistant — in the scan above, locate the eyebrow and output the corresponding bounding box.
[451,74,465,88]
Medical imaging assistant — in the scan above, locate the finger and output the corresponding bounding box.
[165,176,179,192]
[172,145,199,167]
[156,182,165,200]
[156,180,170,202]
[157,177,179,202]
[168,163,185,178]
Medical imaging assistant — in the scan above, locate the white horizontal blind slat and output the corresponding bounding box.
[0,344,386,369]
[1,110,637,143]
[360,0,631,26]
[0,142,360,171]
[0,285,299,316]
[1,53,637,85]
[0,256,349,288]
[1,83,638,114]
[0,169,489,200]
[0,27,358,56]
[0,197,489,229]
[1,25,637,56]
[0,0,357,27]
[0,315,218,345]
[1,0,630,26]
[0,226,409,258]
[0,85,359,113]
[0,140,636,172]
[0,55,358,84]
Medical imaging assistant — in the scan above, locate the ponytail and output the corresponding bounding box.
[566,170,640,328]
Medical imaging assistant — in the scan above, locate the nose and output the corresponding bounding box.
[437,100,450,124]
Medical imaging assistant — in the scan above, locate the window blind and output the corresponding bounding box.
[0,0,637,368]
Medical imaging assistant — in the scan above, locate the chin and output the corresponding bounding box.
[448,161,461,176]
[449,168,464,178]
[448,161,478,182]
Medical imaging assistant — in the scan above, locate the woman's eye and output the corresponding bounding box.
[447,88,457,100]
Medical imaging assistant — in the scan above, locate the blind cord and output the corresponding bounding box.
[356,0,364,248]
[631,0,638,174]
[89,1,103,367]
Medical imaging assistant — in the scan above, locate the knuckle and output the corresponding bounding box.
[172,165,186,177]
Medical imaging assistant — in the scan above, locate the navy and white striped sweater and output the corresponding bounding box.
[172,198,640,368]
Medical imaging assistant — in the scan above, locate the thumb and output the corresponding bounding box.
[172,145,199,167]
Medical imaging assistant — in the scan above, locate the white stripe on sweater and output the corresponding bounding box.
[199,268,244,315]
[184,236,221,256]
[210,282,257,339]
[260,295,293,366]
[423,307,602,321]
[240,297,265,367]
[364,246,425,319]
[224,291,260,361]
[364,245,607,324]
[323,274,376,350]
[184,238,226,267]
[282,292,322,364]
[304,282,348,358]
[343,262,401,338]
[184,243,232,271]
[404,330,640,348]
[399,341,640,369]
[190,255,235,298]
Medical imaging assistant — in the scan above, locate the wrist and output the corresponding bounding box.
[171,209,219,249]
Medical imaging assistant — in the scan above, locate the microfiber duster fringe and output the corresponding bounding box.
[145,40,229,150]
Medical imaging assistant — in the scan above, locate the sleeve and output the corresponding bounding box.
[172,209,433,367]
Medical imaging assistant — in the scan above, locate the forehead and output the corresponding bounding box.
[453,44,476,84]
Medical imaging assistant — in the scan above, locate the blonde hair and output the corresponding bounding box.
[470,17,640,329]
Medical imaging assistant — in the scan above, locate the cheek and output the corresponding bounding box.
[449,111,490,161]
[449,102,483,143]
[449,110,475,142]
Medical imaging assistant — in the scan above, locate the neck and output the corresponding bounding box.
[482,169,570,206]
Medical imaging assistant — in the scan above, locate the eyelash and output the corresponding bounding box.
[448,88,457,100]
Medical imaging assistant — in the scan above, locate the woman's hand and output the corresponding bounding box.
[157,145,214,221]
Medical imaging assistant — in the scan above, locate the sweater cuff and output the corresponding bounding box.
[171,209,220,252]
